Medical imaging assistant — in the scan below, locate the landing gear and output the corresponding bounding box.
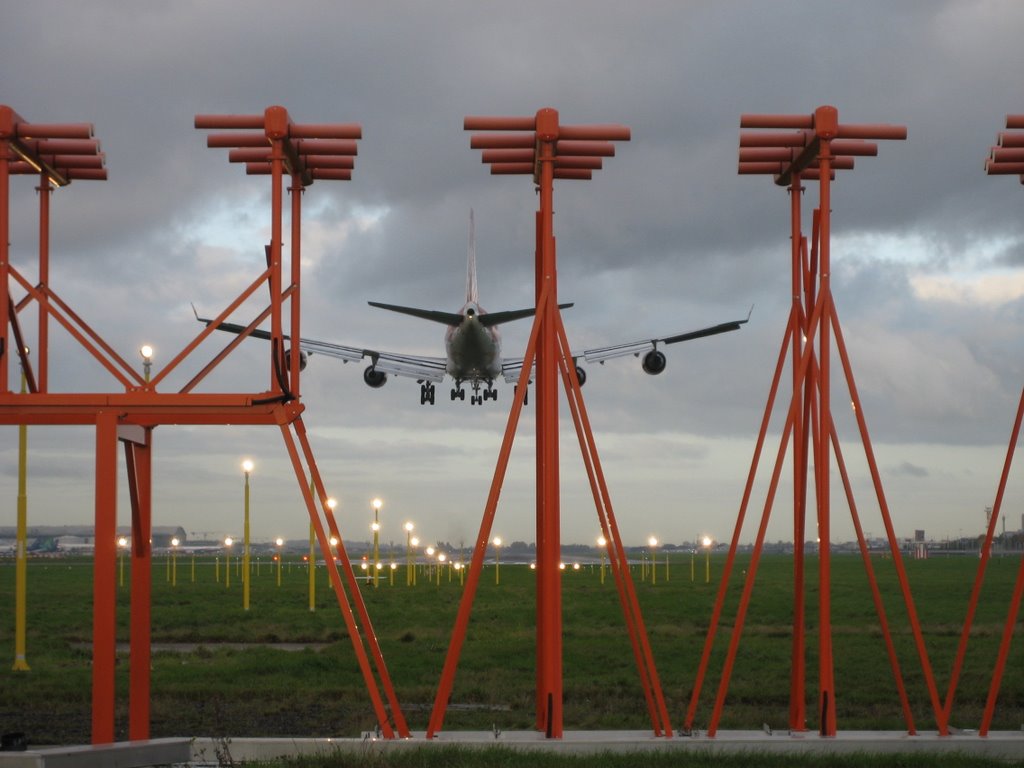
[419,381,436,405]
[454,379,497,405]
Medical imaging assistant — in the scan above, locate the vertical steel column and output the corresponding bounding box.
[289,171,302,398]
[534,107,562,738]
[428,286,548,738]
[125,433,153,740]
[788,174,808,732]
[814,105,837,737]
[266,107,285,396]
[0,122,10,394]
[92,411,118,744]
[37,175,51,391]
[695,108,920,734]
[953,117,1024,733]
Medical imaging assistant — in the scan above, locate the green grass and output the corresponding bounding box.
[0,553,1022,746]
[250,745,1024,768]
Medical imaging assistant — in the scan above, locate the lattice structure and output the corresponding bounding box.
[0,105,407,743]
[684,106,947,737]
[942,115,1024,735]
[424,108,675,739]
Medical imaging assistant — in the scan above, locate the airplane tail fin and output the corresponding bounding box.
[466,208,478,304]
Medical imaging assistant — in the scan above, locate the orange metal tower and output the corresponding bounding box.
[425,108,672,739]
[682,106,947,737]
[942,114,1024,735]
[0,105,407,743]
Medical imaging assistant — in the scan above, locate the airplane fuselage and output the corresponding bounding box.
[444,302,502,382]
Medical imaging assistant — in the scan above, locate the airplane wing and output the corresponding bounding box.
[579,312,751,365]
[196,316,449,382]
[498,309,751,383]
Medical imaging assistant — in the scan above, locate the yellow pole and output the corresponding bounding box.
[308,521,316,612]
[371,499,381,589]
[13,367,29,671]
[691,550,695,582]
[215,556,220,583]
[171,549,177,587]
[191,554,196,583]
[243,467,251,611]
[705,548,710,583]
[226,548,231,589]
[406,527,413,587]
[665,554,669,582]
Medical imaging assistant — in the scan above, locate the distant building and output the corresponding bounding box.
[0,524,187,552]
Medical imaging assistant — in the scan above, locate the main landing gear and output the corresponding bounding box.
[419,381,436,405]
[451,379,497,405]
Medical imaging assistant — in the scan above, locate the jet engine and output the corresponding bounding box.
[285,348,308,372]
[363,366,387,388]
[642,349,667,375]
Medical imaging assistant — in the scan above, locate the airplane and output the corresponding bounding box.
[197,211,750,405]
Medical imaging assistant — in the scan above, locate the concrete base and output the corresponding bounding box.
[4,732,1021,766]
[190,730,1024,764]
[0,738,191,768]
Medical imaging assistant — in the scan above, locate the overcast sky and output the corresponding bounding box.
[3,1,1024,553]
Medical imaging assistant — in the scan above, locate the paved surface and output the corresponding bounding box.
[189,730,1024,764]
[2,731,1022,766]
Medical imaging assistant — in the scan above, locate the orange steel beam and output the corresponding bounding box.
[987,114,1024,184]
[553,310,672,735]
[10,270,144,388]
[945,115,1024,733]
[0,105,407,742]
[280,414,408,738]
[431,108,649,740]
[687,107,942,738]
[92,411,118,744]
[427,281,548,738]
[125,433,153,740]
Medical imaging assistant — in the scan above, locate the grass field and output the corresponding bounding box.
[0,552,1021,748]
